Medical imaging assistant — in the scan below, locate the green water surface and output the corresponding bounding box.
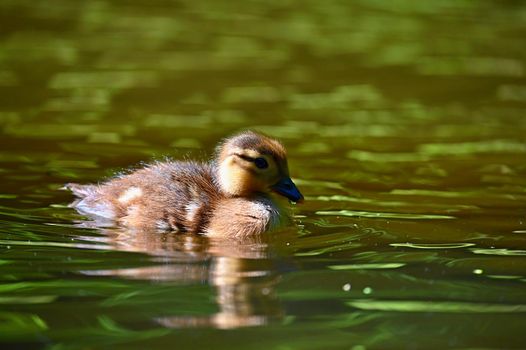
[1,1,525,349]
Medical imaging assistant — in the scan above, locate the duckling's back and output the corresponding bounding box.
[66,161,219,232]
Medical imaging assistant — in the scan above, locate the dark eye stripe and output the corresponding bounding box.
[234,153,269,169]
[235,153,255,162]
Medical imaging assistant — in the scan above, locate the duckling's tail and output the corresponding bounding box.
[61,183,98,198]
[62,183,116,220]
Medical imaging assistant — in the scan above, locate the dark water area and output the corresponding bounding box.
[1,1,526,349]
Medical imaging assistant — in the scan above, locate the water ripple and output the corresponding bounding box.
[470,248,526,256]
[328,263,405,270]
[391,243,476,249]
[316,210,455,220]
[348,300,526,313]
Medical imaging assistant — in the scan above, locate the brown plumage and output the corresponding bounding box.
[64,131,303,238]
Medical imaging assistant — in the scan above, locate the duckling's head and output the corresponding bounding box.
[215,131,303,202]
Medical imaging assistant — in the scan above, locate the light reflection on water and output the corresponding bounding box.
[0,0,526,349]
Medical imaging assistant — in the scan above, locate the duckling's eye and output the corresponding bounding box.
[254,157,268,169]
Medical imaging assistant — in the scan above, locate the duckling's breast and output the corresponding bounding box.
[205,195,289,238]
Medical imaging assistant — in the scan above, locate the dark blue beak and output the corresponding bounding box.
[271,177,304,203]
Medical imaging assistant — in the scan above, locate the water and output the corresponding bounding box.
[1,1,526,349]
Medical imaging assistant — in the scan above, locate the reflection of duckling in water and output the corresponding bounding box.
[64,131,303,238]
[79,228,293,329]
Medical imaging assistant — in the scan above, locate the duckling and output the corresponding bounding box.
[64,131,303,238]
